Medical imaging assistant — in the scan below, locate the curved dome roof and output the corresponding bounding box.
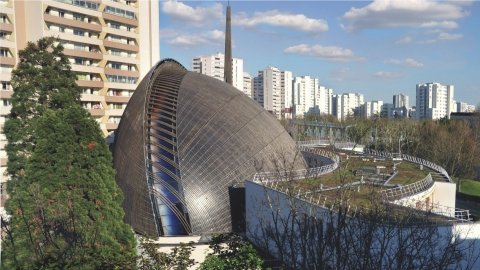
[113,59,305,236]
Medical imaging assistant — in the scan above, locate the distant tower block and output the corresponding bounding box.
[224,2,233,85]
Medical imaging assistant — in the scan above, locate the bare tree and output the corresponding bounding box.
[246,145,480,270]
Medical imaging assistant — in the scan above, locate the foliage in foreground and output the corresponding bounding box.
[199,233,263,270]
[1,37,136,269]
[138,239,196,270]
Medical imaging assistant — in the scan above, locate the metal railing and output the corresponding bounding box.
[380,174,434,201]
[363,148,451,182]
[253,147,339,183]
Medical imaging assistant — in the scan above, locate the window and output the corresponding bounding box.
[3,99,11,106]
[73,29,85,36]
[0,15,7,23]
[0,31,7,39]
[110,62,121,69]
[0,48,8,57]
[1,81,10,90]
[59,10,65,17]
[109,22,120,29]
[73,13,85,21]
[74,58,86,65]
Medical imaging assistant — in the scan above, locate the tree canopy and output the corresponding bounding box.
[1,37,136,269]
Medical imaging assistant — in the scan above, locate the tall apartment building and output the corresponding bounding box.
[393,93,409,109]
[293,76,318,116]
[317,86,333,115]
[332,93,364,120]
[242,72,252,98]
[0,0,159,197]
[416,82,454,119]
[253,66,292,119]
[192,53,244,91]
[361,100,383,118]
[282,70,293,119]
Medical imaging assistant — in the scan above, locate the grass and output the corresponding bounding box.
[457,179,480,197]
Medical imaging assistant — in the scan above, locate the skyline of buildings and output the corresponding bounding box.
[191,53,477,121]
[0,0,160,195]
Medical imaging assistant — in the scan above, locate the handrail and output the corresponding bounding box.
[380,174,434,201]
[363,148,452,182]
[253,147,339,182]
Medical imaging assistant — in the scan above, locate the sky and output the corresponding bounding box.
[159,0,480,105]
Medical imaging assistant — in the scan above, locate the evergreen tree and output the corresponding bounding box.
[1,37,136,269]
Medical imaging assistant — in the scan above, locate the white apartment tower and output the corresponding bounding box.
[192,53,244,92]
[242,72,253,98]
[317,86,333,115]
[253,66,292,119]
[0,0,159,204]
[293,76,318,116]
[282,70,293,119]
[416,82,454,119]
[362,100,383,118]
[333,93,364,120]
[393,94,409,109]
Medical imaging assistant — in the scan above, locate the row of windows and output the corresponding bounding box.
[105,6,136,20]
[107,75,137,84]
[54,0,99,10]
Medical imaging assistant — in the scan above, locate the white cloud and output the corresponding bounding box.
[395,36,412,44]
[162,0,223,24]
[374,71,402,79]
[342,0,469,32]
[437,32,463,40]
[386,58,424,68]
[235,10,328,33]
[284,44,362,61]
[167,30,225,46]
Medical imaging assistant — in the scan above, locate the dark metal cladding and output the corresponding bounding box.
[114,59,305,237]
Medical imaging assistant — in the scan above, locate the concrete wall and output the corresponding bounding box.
[246,180,480,269]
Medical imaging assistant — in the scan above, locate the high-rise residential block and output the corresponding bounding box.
[332,93,364,120]
[253,66,292,119]
[317,86,333,115]
[416,82,454,119]
[293,76,318,116]
[393,94,409,109]
[0,0,159,199]
[242,72,252,98]
[192,53,244,91]
[282,70,293,119]
[361,100,383,118]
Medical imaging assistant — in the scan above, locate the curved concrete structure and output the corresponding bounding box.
[113,59,305,236]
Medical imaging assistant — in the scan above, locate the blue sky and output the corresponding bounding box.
[159,0,480,105]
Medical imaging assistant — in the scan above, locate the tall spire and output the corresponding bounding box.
[224,1,233,85]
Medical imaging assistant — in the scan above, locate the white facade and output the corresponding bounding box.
[333,93,364,120]
[363,100,383,118]
[254,67,292,119]
[293,76,318,116]
[192,53,244,92]
[242,72,253,98]
[456,102,476,113]
[317,86,333,115]
[282,71,294,119]
[393,94,409,109]
[416,83,454,119]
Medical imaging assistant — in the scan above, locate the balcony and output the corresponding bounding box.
[0,56,16,66]
[81,94,104,102]
[103,39,138,52]
[0,90,13,99]
[106,122,119,130]
[103,12,138,27]
[44,14,102,32]
[63,48,103,60]
[0,22,13,32]
[76,79,103,88]
[104,67,139,77]
[105,95,130,103]
[88,108,105,117]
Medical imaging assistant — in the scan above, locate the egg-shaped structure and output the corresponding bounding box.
[113,59,305,237]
